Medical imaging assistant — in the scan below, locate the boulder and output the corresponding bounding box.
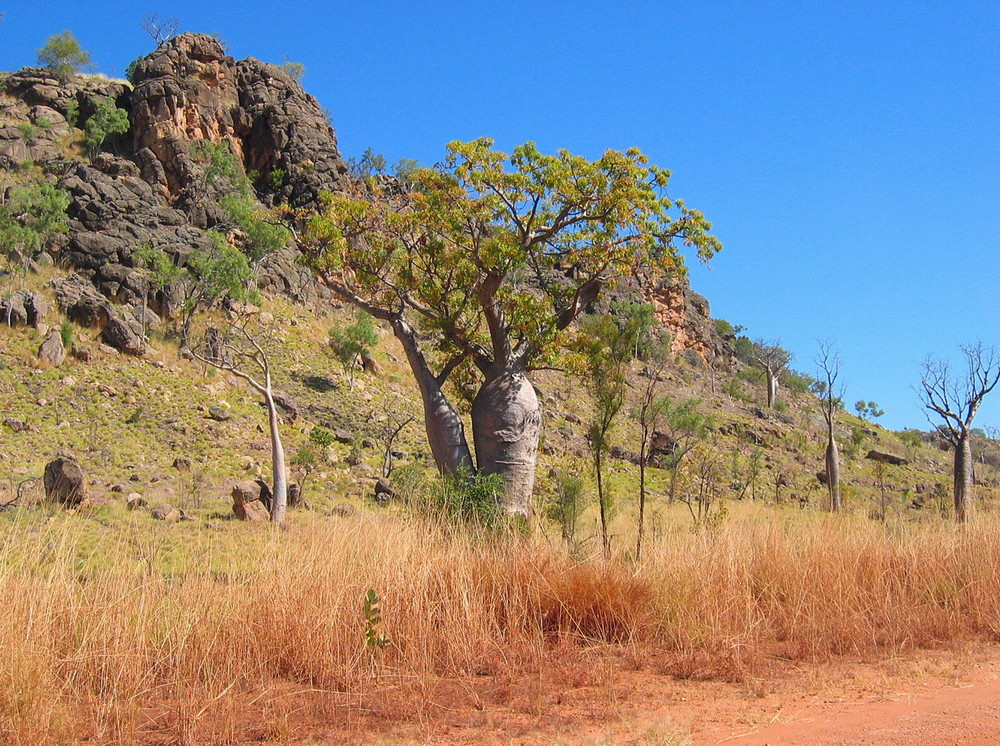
[126,493,147,510]
[151,504,181,521]
[43,457,89,508]
[332,502,358,517]
[102,312,146,356]
[3,418,29,433]
[172,456,192,471]
[866,450,909,466]
[208,405,231,422]
[37,329,66,367]
[232,480,270,521]
[271,390,299,421]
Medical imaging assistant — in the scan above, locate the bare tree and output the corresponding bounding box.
[753,339,791,408]
[919,343,1000,523]
[191,319,288,524]
[141,14,179,46]
[815,340,843,511]
[634,350,670,561]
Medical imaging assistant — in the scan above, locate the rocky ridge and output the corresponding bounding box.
[1,33,717,358]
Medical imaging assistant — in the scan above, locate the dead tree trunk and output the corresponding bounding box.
[825,426,841,511]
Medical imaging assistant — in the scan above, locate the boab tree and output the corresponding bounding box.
[815,340,843,511]
[300,138,720,516]
[919,342,1000,523]
[191,319,289,524]
[753,339,790,408]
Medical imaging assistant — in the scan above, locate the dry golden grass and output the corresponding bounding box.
[1,508,999,743]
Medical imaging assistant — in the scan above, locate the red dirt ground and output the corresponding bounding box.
[234,643,1000,744]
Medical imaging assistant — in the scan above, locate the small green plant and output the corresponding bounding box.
[268,168,286,191]
[546,471,585,548]
[126,406,144,424]
[17,123,37,140]
[328,311,378,391]
[426,467,505,531]
[84,97,129,158]
[279,60,305,81]
[722,377,752,403]
[309,427,336,448]
[34,117,52,133]
[362,589,390,650]
[59,321,74,349]
[64,99,79,128]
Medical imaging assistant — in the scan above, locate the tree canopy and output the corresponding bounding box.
[299,138,720,513]
[37,31,91,81]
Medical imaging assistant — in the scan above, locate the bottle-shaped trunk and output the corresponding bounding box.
[954,434,974,523]
[825,432,841,511]
[391,318,473,475]
[471,369,541,518]
[265,388,288,524]
[765,369,778,408]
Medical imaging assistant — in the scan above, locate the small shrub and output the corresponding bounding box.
[546,471,586,547]
[424,467,505,531]
[34,117,52,133]
[59,321,74,349]
[17,122,37,140]
[309,427,336,448]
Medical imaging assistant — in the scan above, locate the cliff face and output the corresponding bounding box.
[1,33,720,358]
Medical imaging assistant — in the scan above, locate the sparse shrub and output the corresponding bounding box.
[722,377,752,403]
[59,320,73,349]
[782,370,815,395]
[309,426,336,448]
[774,399,789,414]
[17,122,37,140]
[546,471,586,548]
[421,467,505,531]
[34,117,52,133]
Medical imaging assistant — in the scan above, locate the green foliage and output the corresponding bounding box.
[125,57,142,83]
[218,192,289,265]
[279,60,305,81]
[64,99,79,128]
[362,589,390,650]
[854,400,885,421]
[309,427,336,448]
[722,377,752,403]
[731,335,757,365]
[17,122,37,140]
[304,138,719,383]
[59,321,74,349]
[546,471,585,547]
[428,467,505,531]
[34,117,52,133]
[393,157,420,188]
[844,422,867,458]
[782,370,815,395]
[347,147,386,179]
[84,98,129,158]
[714,318,743,340]
[37,30,91,82]
[134,244,184,292]
[0,182,70,265]
[328,311,378,389]
[268,168,286,191]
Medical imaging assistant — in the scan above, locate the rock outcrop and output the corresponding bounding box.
[43,457,89,508]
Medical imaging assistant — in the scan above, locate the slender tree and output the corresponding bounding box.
[299,138,720,516]
[190,319,289,524]
[634,347,670,560]
[815,340,843,511]
[919,343,1000,523]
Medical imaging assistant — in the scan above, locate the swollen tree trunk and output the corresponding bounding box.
[391,318,473,475]
[471,369,541,518]
[954,434,974,523]
[264,388,288,525]
[825,428,841,511]
[765,369,778,408]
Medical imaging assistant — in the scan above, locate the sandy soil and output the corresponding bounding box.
[261,643,1000,744]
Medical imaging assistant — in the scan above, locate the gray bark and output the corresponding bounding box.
[471,369,541,518]
[390,317,473,475]
[265,388,288,524]
[825,429,841,511]
[954,434,973,523]
[765,369,778,408]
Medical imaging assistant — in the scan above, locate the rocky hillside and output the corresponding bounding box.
[1,32,718,359]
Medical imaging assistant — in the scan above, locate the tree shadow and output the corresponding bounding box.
[302,375,338,393]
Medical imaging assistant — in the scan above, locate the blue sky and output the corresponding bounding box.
[2,1,998,431]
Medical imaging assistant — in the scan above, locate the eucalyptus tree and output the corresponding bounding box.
[919,343,1000,523]
[300,138,720,516]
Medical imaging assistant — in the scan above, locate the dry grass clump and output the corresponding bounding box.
[1,509,999,742]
